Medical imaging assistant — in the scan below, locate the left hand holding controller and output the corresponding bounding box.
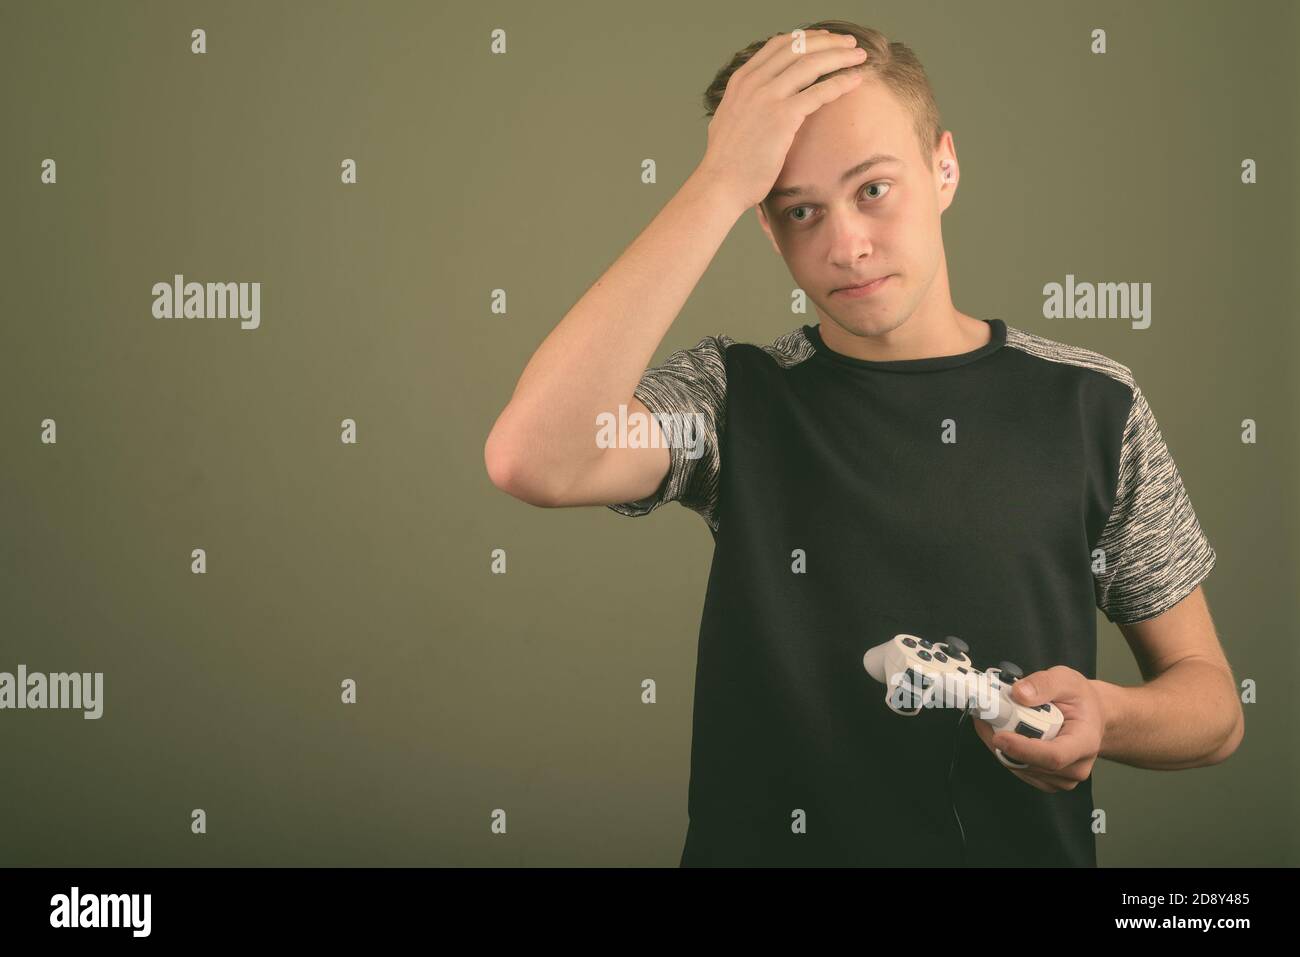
[970,666,1104,792]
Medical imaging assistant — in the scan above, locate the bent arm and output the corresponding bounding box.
[1091,586,1244,770]
[484,167,744,507]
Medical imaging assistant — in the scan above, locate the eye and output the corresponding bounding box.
[786,181,891,223]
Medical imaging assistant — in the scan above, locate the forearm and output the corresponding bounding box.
[1090,657,1243,770]
[485,166,746,500]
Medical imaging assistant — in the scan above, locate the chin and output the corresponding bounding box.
[834,309,893,329]
[841,312,909,338]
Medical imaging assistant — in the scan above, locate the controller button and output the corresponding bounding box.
[934,651,948,663]
[1014,721,1044,739]
[957,666,968,674]
[919,639,933,649]
[902,637,917,648]
[917,650,932,661]
[904,667,933,689]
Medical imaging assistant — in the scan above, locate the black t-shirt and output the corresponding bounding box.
[608,318,1217,867]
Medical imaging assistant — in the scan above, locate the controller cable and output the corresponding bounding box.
[947,704,971,866]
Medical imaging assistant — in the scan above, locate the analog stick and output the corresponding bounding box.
[997,660,1023,682]
[942,635,970,657]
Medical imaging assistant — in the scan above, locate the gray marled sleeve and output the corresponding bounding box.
[606,334,731,532]
[1093,386,1217,624]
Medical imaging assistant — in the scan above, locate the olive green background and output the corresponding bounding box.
[1,0,1295,866]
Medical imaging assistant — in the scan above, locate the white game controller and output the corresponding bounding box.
[862,634,1065,771]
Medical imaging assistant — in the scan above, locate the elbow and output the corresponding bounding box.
[484,425,556,507]
[1205,708,1245,766]
[484,426,517,493]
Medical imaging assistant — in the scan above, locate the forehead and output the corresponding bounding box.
[775,79,920,189]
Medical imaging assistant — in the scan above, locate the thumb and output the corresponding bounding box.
[1010,668,1055,705]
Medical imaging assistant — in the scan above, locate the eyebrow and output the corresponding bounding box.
[766,153,903,203]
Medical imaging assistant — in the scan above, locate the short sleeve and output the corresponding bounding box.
[1093,385,1217,624]
[605,334,731,531]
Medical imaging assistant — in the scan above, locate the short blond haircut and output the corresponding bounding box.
[701,18,945,170]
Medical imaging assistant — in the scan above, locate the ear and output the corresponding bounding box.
[934,130,959,212]
[756,202,782,256]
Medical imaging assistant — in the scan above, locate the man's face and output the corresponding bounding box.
[758,78,955,338]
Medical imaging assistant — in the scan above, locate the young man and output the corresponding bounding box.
[484,21,1242,866]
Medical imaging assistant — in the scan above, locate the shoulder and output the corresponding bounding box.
[720,325,817,371]
[1002,322,1137,397]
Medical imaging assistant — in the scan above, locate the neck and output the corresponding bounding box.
[817,304,990,363]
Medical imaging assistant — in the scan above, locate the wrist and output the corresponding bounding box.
[1090,678,1124,757]
[686,164,752,221]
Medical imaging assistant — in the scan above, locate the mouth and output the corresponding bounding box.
[832,274,894,297]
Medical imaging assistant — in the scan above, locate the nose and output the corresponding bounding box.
[824,211,875,267]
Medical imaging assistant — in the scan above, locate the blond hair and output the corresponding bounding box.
[701,19,945,168]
